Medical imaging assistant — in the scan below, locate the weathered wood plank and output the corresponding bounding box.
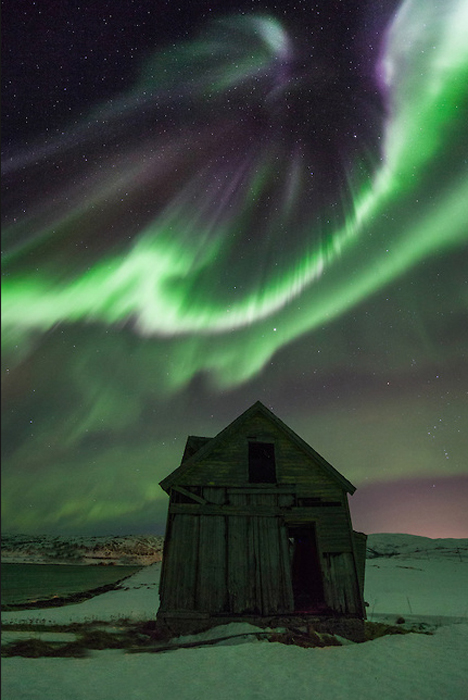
[197,515,227,612]
[228,506,296,615]
[159,514,199,612]
[353,531,367,598]
[169,504,346,516]
[261,517,286,614]
[172,486,207,505]
[228,492,248,507]
[170,504,279,516]
[228,521,256,612]
[228,486,297,494]
[322,552,359,614]
[278,521,295,612]
[249,517,262,614]
[202,486,226,505]
[226,493,257,613]
[278,493,295,507]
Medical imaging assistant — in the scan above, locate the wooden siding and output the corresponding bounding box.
[322,552,360,614]
[169,490,353,555]
[317,511,354,553]
[161,492,296,616]
[159,514,199,612]
[197,515,227,612]
[160,510,361,616]
[227,498,254,612]
[353,531,368,598]
[173,413,343,499]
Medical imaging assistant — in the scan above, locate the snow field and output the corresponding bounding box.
[2,623,468,700]
[2,534,468,700]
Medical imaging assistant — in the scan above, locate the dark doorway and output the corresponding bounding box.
[288,525,325,612]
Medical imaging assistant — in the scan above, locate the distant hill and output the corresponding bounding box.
[2,532,466,566]
[366,533,468,561]
[1,534,164,565]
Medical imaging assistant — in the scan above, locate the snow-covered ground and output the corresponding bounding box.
[2,533,468,700]
[365,533,468,626]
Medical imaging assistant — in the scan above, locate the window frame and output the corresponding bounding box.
[247,440,277,484]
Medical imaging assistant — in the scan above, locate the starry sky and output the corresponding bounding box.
[2,0,468,539]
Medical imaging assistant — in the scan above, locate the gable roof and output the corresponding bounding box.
[181,435,212,463]
[160,400,356,494]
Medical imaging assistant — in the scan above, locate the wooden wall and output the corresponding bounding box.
[159,512,294,615]
[158,486,364,618]
[175,413,344,501]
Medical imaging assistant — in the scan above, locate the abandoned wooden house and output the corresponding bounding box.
[157,401,367,638]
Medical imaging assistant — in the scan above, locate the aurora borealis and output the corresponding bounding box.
[2,0,468,538]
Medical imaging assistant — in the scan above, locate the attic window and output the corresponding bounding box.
[248,442,276,483]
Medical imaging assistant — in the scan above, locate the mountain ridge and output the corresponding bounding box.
[2,532,467,565]
[1,533,164,565]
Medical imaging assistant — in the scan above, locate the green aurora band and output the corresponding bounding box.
[3,1,468,392]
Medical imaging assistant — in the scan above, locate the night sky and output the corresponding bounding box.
[2,0,467,539]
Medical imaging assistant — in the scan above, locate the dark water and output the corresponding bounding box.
[1,563,142,606]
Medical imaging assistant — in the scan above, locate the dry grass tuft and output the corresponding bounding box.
[268,629,342,648]
[364,621,431,641]
[1,638,88,658]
